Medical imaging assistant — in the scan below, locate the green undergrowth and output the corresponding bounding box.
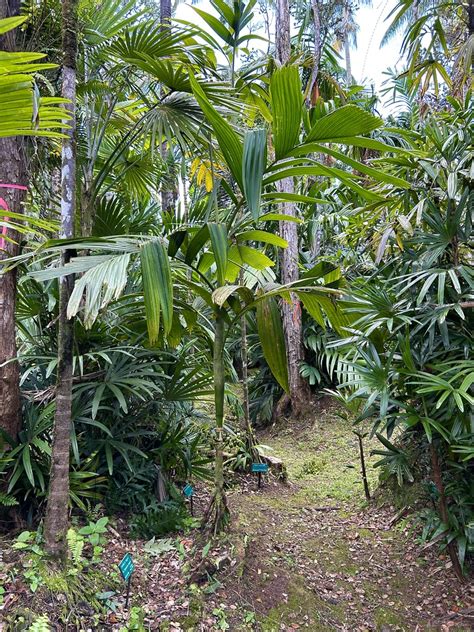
[263,413,380,505]
[226,411,446,631]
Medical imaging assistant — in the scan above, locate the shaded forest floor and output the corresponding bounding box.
[2,400,472,631]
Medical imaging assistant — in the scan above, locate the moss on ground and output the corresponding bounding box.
[259,576,345,631]
[265,415,380,506]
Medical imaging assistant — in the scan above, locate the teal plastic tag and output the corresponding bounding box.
[118,553,135,581]
[251,463,269,473]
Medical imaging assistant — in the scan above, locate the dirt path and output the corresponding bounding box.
[212,402,473,631]
[3,402,472,631]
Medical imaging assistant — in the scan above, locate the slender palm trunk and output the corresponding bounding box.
[275,0,310,417]
[306,0,322,105]
[239,272,256,455]
[429,443,464,582]
[204,309,229,534]
[343,5,352,85]
[158,0,177,215]
[44,0,78,558]
[344,38,352,85]
[0,0,26,446]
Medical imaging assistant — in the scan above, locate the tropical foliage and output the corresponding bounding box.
[0,0,472,591]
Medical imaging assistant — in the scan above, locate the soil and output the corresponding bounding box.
[1,400,472,631]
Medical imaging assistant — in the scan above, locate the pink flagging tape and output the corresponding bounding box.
[0,183,28,251]
[0,184,28,191]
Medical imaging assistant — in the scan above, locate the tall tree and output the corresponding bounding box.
[159,0,177,215]
[0,0,27,446]
[44,0,78,558]
[275,0,311,417]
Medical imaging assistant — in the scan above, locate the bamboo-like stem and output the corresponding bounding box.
[429,442,464,583]
[204,308,229,534]
[44,0,78,559]
[356,432,371,502]
[239,271,258,460]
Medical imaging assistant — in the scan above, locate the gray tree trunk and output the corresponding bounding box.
[306,0,322,105]
[44,0,78,558]
[345,39,352,84]
[0,0,26,445]
[275,0,310,417]
[343,6,352,84]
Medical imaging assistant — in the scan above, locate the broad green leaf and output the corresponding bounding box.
[262,192,330,205]
[238,245,275,269]
[299,292,349,336]
[22,448,34,487]
[185,225,210,265]
[192,7,233,44]
[236,230,287,248]
[209,222,229,286]
[256,296,289,393]
[259,212,303,223]
[226,245,242,282]
[264,164,382,202]
[189,73,243,190]
[242,128,267,220]
[290,143,411,189]
[270,66,302,159]
[0,16,27,35]
[212,285,254,307]
[305,105,382,143]
[140,240,173,342]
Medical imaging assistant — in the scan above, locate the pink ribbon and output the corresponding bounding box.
[0,183,28,251]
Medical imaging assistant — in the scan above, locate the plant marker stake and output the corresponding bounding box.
[118,553,135,610]
[354,431,370,502]
[251,463,268,490]
[183,484,194,516]
[125,575,131,609]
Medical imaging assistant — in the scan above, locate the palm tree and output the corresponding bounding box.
[43,0,78,559]
[275,0,311,417]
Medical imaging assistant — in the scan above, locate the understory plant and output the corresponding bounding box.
[333,94,473,579]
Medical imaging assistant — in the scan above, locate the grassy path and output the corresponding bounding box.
[217,400,471,631]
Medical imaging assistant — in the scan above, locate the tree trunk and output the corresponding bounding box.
[239,272,257,457]
[44,0,78,559]
[275,0,290,65]
[278,197,311,417]
[306,0,322,105]
[429,442,464,583]
[160,0,171,27]
[275,0,310,417]
[0,0,26,446]
[204,309,229,534]
[159,0,177,217]
[344,39,352,85]
[343,5,352,85]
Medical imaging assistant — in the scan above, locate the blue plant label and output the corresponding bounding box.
[251,463,269,473]
[118,553,135,581]
[183,483,194,498]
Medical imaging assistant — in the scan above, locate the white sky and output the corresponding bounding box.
[351,0,403,95]
[176,0,404,107]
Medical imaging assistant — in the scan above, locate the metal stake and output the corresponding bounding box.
[125,575,131,609]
